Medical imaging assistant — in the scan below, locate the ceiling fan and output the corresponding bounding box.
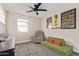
[26,3,47,15]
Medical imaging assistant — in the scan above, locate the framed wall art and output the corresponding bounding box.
[61,8,76,29]
[47,16,52,28]
[54,15,58,29]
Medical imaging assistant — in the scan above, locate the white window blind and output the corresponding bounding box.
[17,18,28,32]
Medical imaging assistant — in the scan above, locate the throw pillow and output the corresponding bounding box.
[48,38,54,43]
[53,40,62,46]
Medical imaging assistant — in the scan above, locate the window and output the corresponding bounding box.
[17,18,28,32]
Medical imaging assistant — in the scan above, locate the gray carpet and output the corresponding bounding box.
[15,42,79,56]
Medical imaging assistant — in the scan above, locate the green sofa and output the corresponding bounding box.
[41,37,73,56]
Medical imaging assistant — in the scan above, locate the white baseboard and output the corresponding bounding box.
[16,40,32,44]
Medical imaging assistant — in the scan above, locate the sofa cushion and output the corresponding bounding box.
[56,45,72,53]
[41,41,73,55]
[53,40,62,46]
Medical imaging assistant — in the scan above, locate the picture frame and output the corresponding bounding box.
[54,15,58,29]
[47,16,52,28]
[61,8,76,29]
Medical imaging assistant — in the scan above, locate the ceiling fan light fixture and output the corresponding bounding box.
[36,12,38,15]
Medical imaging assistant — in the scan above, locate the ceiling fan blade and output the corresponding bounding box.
[34,3,41,9]
[28,6,34,9]
[27,10,33,13]
[37,3,41,7]
[34,4,37,8]
[37,9,47,11]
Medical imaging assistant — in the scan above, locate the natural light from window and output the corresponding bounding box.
[17,18,28,32]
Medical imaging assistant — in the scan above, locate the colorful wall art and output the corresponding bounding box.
[61,8,76,29]
[54,15,58,29]
[46,8,76,29]
[47,16,52,28]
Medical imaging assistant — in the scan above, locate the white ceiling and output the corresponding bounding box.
[1,3,78,18]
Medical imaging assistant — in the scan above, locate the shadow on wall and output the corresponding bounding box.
[0,22,6,34]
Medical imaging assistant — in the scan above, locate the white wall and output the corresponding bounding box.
[6,12,41,44]
[41,4,79,53]
[0,4,6,34]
